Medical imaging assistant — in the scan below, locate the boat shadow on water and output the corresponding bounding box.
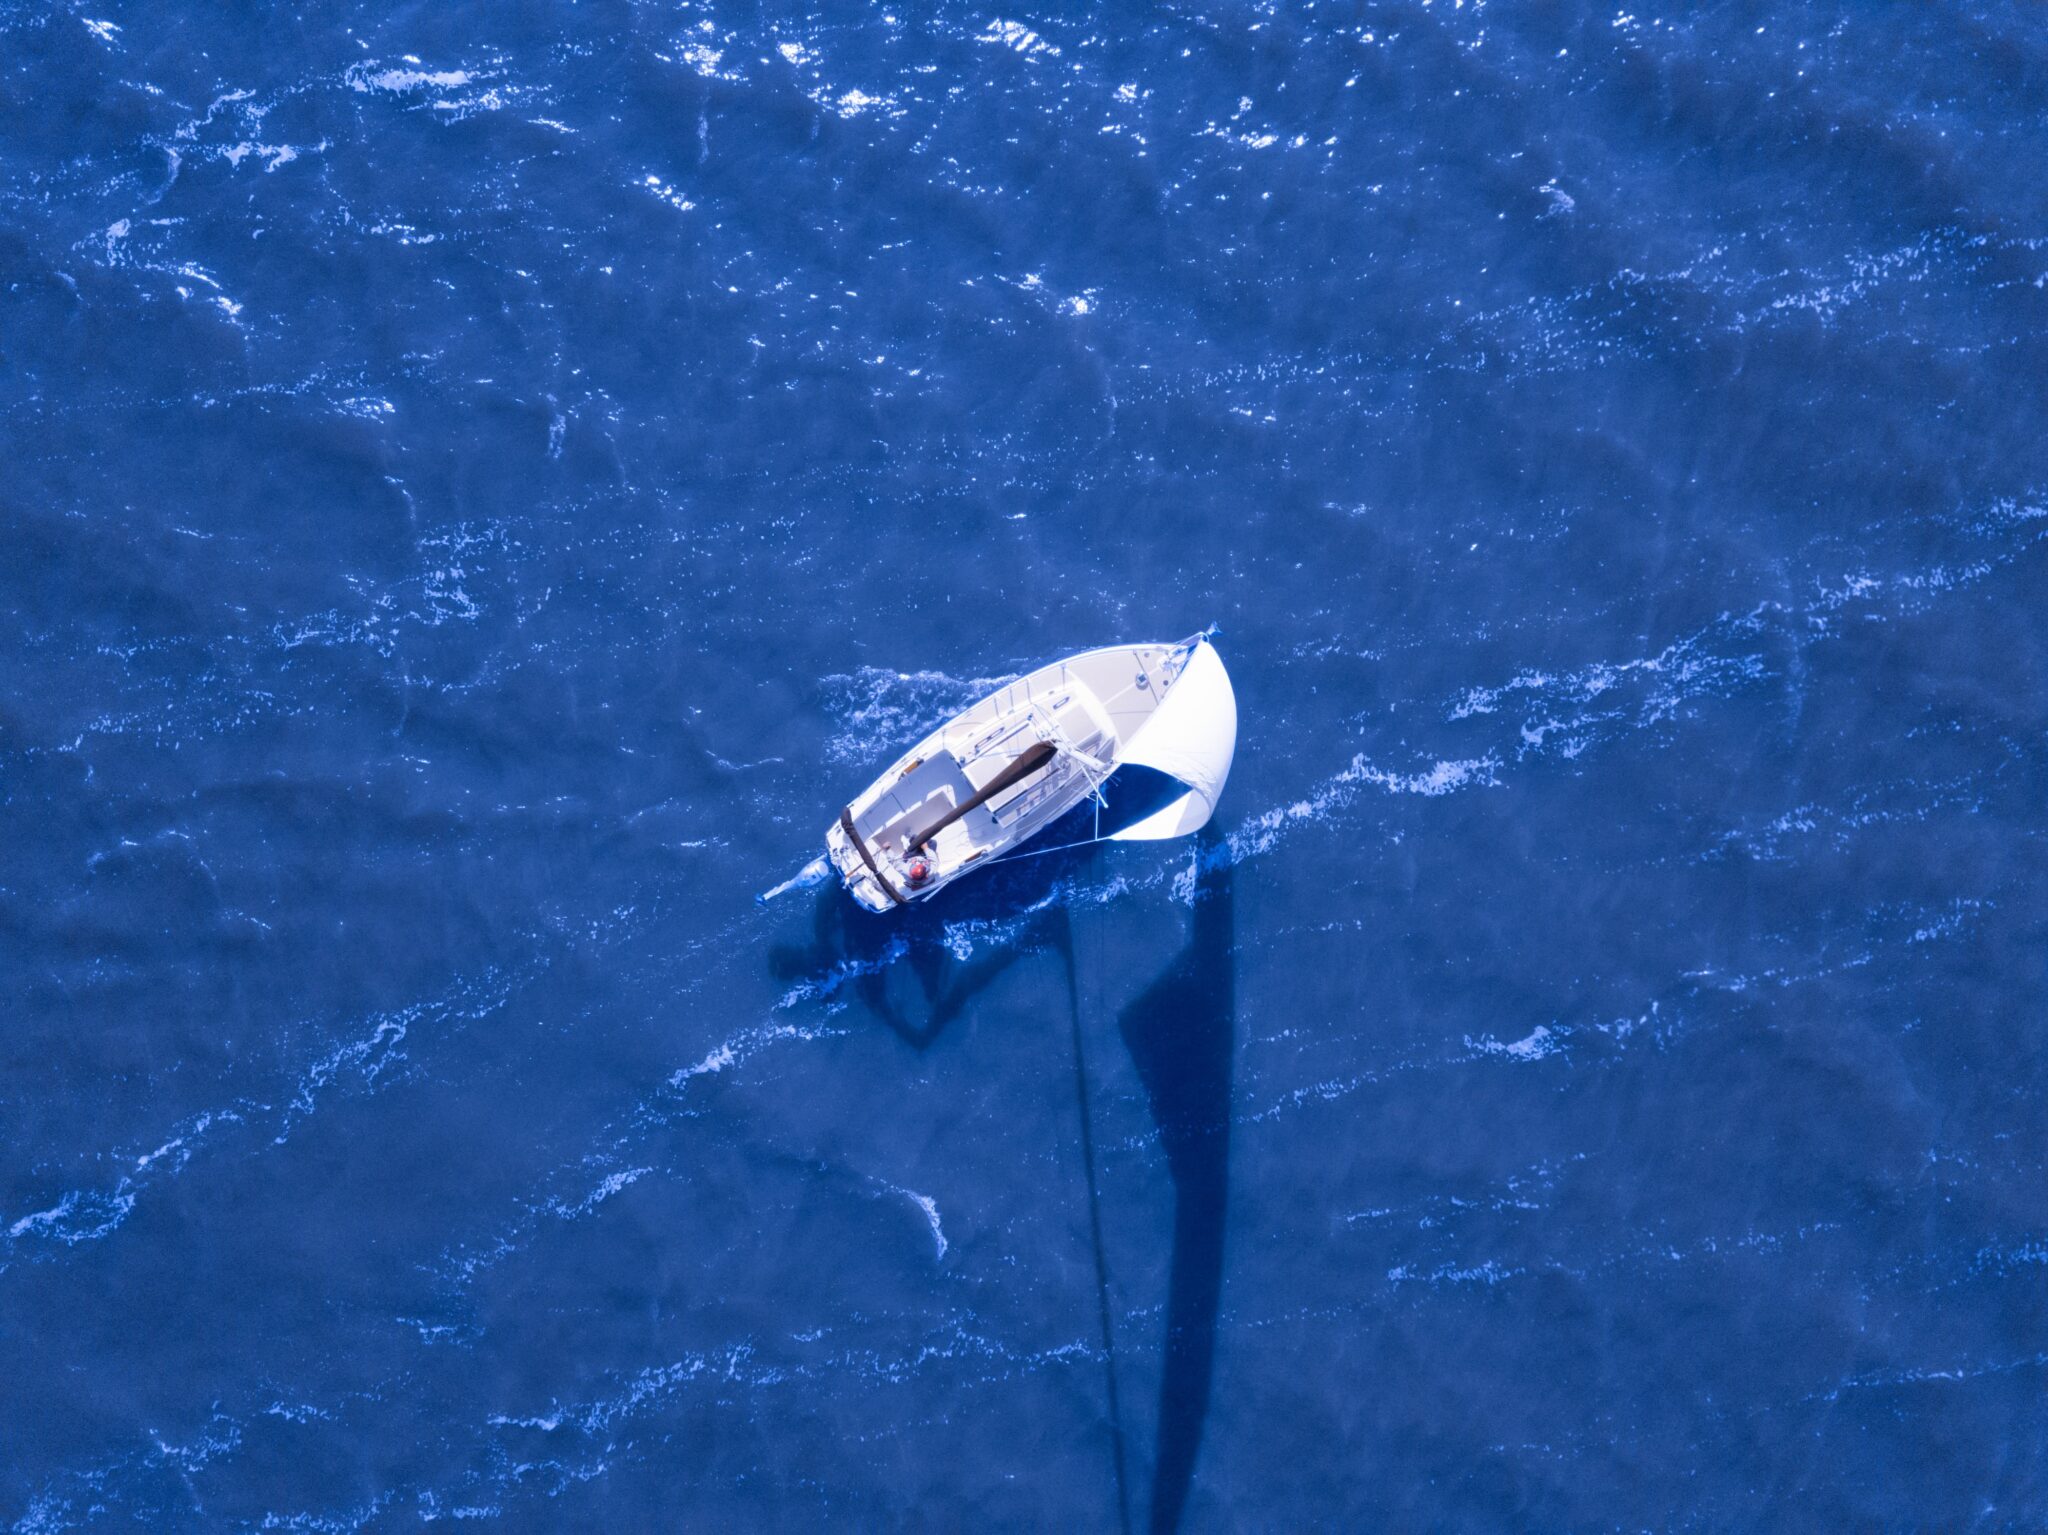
[765,829,1236,1535]
[766,822,1100,1046]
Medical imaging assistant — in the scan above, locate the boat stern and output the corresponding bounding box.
[825,811,905,913]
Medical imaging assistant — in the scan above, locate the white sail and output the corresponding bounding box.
[1107,639,1237,842]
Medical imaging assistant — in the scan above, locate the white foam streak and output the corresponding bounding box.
[817,666,1014,763]
[349,64,476,94]
[275,974,513,1143]
[1448,618,1769,731]
[672,1021,845,1085]
[774,941,907,1010]
[546,1167,652,1222]
[874,1181,948,1259]
[8,1188,136,1244]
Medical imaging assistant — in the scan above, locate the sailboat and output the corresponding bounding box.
[821,630,1237,912]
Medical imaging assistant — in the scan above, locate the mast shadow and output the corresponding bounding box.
[762,827,1236,1535]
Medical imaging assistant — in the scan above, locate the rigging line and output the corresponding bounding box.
[982,829,1112,869]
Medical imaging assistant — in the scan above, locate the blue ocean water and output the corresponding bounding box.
[4,1,2046,1527]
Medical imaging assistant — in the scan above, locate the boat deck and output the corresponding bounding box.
[828,640,1197,910]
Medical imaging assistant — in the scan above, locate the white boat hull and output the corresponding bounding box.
[824,634,1235,912]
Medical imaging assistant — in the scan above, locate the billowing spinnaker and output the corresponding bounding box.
[1106,639,1237,842]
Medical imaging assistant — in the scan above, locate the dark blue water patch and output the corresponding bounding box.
[1036,761,1189,846]
[6,0,2048,1528]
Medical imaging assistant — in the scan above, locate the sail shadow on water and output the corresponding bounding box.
[1113,828,1234,1535]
